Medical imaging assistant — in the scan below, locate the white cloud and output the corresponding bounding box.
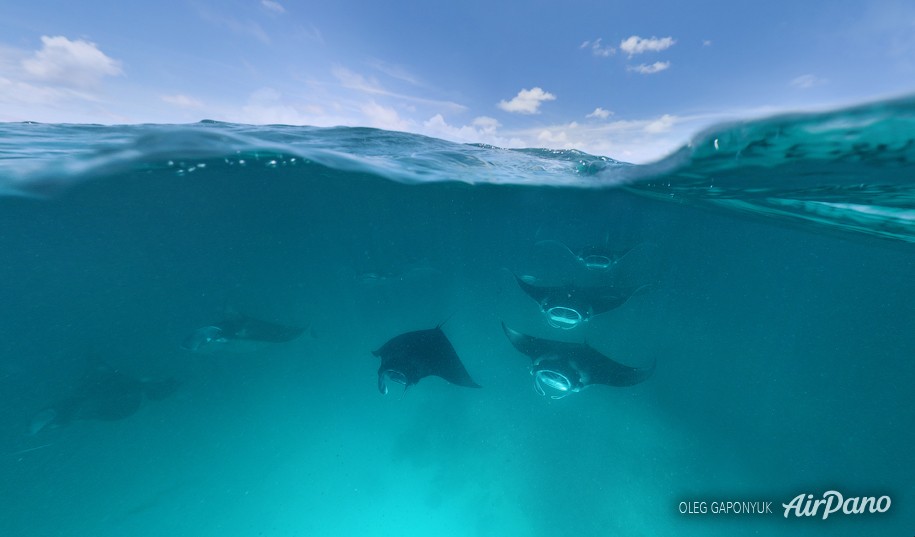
[498,87,556,114]
[0,36,125,121]
[620,35,676,56]
[537,128,569,144]
[360,101,413,131]
[422,114,506,143]
[261,0,285,14]
[628,61,671,74]
[221,88,783,165]
[422,113,457,134]
[644,114,676,133]
[22,36,122,88]
[161,94,203,108]
[418,110,703,165]
[586,107,612,119]
[234,87,345,126]
[703,39,713,47]
[790,74,827,89]
[471,115,501,133]
[507,113,695,163]
[225,66,466,131]
[580,37,616,57]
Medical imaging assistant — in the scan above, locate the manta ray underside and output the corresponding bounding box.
[514,274,647,328]
[502,322,654,398]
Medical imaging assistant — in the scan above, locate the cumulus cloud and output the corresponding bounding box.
[418,109,699,164]
[242,87,306,122]
[360,100,412,131]
[0,36,126,121]
[22,36,122,88]
[790,74,827,89]
[507,113,695,163]
[471,115,501,133]
[161,94,203,108]
[579,38,616,57]
[620,35,676,56]
[628,61,671,74]
[261,0,285,13]
[586,107,612,119]
[537,128,570,144]
[234,87,350,126]
[422,114,506,143]
[497,87,556,114]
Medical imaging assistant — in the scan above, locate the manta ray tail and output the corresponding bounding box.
[436,310,460,330]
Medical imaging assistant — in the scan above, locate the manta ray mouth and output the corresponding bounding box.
[580,254,614,270]
[378,369,408,395]
[181,326,226,352]
[544,306,584,329]
[532,369,574,399]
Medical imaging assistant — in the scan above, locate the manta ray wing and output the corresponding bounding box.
[501,322,577,360]
[502,323,654,388]
[567,346,655,387]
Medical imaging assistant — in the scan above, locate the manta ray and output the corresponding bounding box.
[182,313,307,352]
[29,365,180,435]
[514,274,648,328]
[372,325,481,395]
[502,323,654,399]
[534,239,637,271]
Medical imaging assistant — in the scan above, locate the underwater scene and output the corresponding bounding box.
[1,96,913,536]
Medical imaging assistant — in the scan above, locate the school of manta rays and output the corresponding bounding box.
[28,240,659,436]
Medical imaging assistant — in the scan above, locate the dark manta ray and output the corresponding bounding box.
[514,274,647,329]
[29,365,180,434]
[182,314,307,352]
[372,326,481,395]
[502,323,653,399]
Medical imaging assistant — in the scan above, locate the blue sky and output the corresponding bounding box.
[1,0,913,162]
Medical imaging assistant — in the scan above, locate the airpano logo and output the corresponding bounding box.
[782,490,891,520]
[678,490,892,521]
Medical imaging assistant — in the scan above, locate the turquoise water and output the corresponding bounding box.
[0,96,912,536]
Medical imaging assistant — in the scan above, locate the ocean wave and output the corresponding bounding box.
[0,120,625,197]
[2,96,914,193]
[624,95,915,243]
[1,95,913,242]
